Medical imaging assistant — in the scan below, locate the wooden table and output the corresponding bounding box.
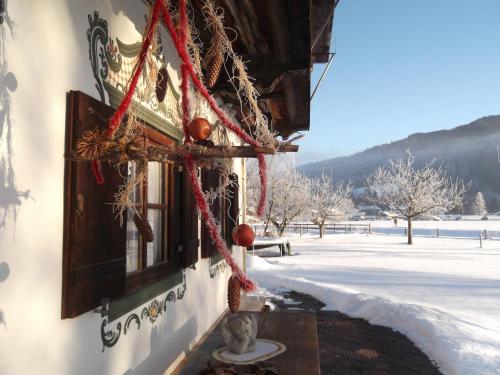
[174,311,320,375]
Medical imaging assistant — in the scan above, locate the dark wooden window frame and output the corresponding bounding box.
[125,127,181,294]
[62,91,199,319]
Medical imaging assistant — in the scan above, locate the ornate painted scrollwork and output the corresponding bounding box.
[87,11,183,136]
[163,290,176,311]
[209,260,227,278]
[124,314,140,334]
[106,39,122,74]
[87,11,110,103]
[141,299,162,323]
[101,319,122,352]
[176,273,187,300]
[100,272,187,351]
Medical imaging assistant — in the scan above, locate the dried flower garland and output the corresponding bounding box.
[77,0,286,291]
[169,0,256,289]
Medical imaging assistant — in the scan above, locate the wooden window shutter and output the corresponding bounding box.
[226,173,239,245]
[201,169,221,258]
[179,167,200,268]
[62,91,126,318]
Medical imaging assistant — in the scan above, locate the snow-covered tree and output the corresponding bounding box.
[247,155,310,236]
[367,151,469,244]
[309,174,353,238]
[471,192,487,215]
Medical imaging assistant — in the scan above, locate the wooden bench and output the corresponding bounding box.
[247,238,291,256]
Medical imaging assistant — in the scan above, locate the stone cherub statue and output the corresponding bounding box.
[220,313,258,354]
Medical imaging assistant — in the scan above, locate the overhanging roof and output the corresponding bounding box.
[144,0,337,139]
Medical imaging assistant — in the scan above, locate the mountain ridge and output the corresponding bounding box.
[298,115,500,210]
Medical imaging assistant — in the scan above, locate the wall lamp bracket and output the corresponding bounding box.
[94,297,110,317]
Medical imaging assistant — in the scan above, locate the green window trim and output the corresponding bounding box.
[107,270,183,322]
[209,245,236,278]
[104,81,184,142]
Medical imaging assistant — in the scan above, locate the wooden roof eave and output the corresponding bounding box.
[311,0,339,63]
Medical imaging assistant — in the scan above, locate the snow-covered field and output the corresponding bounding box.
[256,218,500,240]
[366,218,500,239]
[368,219,500,240]
[247,229,500,375]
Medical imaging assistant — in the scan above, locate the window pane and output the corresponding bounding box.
[146,209,163,266]
[126,212,139,273]
[147,162,162,204]
[128,162,142,204]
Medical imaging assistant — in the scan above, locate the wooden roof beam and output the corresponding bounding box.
[70,143,299,163]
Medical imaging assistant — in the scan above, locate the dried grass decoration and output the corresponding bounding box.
[201,0,275,148]
[227,274,241,313]
[133,213,154,243]
[76,130,111,160]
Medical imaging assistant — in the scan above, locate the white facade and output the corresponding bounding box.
[0,1,245,374]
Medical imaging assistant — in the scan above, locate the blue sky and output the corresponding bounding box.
[300,0,500,165]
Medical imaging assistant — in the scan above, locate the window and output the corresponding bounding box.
[125,128,180,293]
[62,91,199,318]
[201,169,240,258]
[126,161,171,273]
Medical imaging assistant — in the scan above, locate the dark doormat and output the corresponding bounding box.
[267,289,442,375]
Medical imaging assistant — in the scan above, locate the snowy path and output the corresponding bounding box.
[247,233,500,375]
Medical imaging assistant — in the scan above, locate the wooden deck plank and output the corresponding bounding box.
[257,311,320,374]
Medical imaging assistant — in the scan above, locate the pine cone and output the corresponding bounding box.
[227,274,241,313]
[205,51,223,88]
[155,66,169,103]
[133,213,154,243]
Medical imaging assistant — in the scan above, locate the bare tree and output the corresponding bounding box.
[309,174,353,238]
[367,151,469,244]
[247,156,310,236]
[471,192,487,215]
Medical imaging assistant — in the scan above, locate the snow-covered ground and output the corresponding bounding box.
[247,230,500,375]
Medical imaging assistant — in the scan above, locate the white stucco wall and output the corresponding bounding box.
[0,1,245,374]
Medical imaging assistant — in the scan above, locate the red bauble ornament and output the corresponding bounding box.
[189,118,212,141]
[232,224,255,247]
